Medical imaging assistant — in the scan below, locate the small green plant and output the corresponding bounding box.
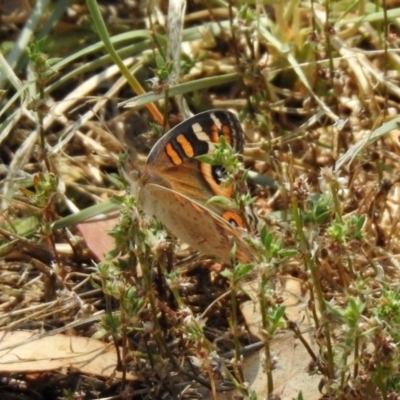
[20,173,59,209]
[198,135,243,179]
[221,261,255,391]
[27,38,58,87]
[327,215,366,243]
[245,391,258,400]
[370,286,400,394]
[374,288,400,344]
[304,194,333,224]
[294,392,305,400]
[260,226,297,259]
[154,60,174,82]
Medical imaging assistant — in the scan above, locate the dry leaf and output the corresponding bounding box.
[78,218,118,261]
[239,276,321,400]
[0,330,137,381]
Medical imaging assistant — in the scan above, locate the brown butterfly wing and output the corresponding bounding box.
[139,183,254,264]
[142,110,244,205]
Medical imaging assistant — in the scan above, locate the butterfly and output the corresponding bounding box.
[126,109,255,264]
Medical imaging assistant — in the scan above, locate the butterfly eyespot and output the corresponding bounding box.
[200,162,233,197]
[222,211,244,228]
[212,165,225,183]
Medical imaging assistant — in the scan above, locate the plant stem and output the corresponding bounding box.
[86,0,163,124]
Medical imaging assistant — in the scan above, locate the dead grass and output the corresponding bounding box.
[1,1,400,399]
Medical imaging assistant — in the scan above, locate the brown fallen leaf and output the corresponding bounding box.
[78,217,118,261]
[240,276,321,400]
[0,330,137,381]
[203,276,321,400]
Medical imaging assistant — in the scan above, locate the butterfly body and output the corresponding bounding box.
[129,110,254,264]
